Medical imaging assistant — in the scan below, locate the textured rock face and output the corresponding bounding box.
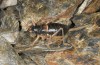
[0,0,17,8]
[0,7,19,32]
[83,0,100,14]
[19,0,83,31]
[0,36,26,65]
[0,0,100,65]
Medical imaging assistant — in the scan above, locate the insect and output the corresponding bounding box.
[32,23,66,35]
[14,22,75,53]
[31,22,75,35]
[29,22,75,48]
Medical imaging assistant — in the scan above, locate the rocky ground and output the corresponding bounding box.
[0,0,100,65]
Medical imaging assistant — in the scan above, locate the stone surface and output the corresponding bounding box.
[83,0,100,14]
[19,0,83,31]
[0,0,100,65]
[0,0,17,8]
[0,36,26,65]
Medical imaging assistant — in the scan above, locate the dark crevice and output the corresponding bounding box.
[11,44,15,47]
[3,7,7,11]
[0,21,2,27]
[96,8,100,12]
[72,0,85,16]
[70,21,75,28]
[18,52,25,56]
[69,16,76,29]
[69,0,84,29]
[0,7,8,11]
[18,21,22,31]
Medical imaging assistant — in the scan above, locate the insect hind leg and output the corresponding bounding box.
[49,28,65,48]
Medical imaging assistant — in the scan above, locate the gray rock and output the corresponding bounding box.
[0,0,17,8]
[0,36,26,65]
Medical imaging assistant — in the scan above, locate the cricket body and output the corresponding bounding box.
[30,22,75,48]
[31,22,74,36]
